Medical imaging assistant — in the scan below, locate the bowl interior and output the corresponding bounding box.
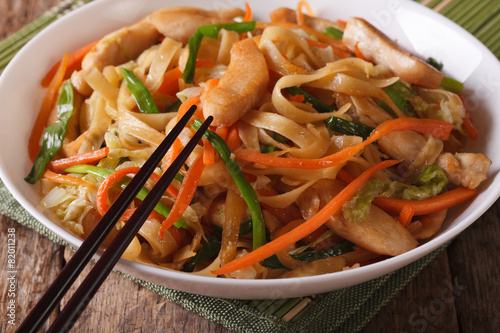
[0,0,499,299]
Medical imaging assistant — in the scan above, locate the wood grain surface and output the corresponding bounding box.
[0,1,499,332]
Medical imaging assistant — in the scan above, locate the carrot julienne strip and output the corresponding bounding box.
[41,41,97,87]
[211,159,400,275]
[203,137,215,166]
[157,67,182,97]
[48,147,109,172]
[243,2,252,22]
[372,187,478,216]
[43,170,97,190]
[398,205,415,227]
[235,118,453,170]
[158,152,206,239]
[96,167,162,216]
[225,124,242,151]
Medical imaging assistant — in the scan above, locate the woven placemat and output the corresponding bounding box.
[0,0,498,332]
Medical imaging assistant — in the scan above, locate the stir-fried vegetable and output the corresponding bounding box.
[25,80,75,184]
[183,21,257,84]
[48,147,110,171]
[121,68,160,114]
[262,240,354,269]
[64,164,188,228]
[235,117,453,169]
[323,26,344,40]
[192,118,266,250]
[286,86,374,139]
[342,165,448,222]
[183,235,222,272]
[379,81,417,117]
[212,159,400,275]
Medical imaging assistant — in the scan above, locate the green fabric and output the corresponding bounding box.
[0,0,498,332]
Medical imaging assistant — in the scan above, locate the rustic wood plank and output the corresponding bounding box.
[447,201,500,332]
[61,248,230,333]
[0,216,64,333]
[0,0,61,39]
[360,250,460,333]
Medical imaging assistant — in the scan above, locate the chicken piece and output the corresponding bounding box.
[203,38,269,126]
[377,130,443,173]
[148,7,245,44]
[72,7,244,95]
[72,18,161,95]
[436,152,491,189]
[343,17,443,89]
[326,205,418,256]
[269,7,341,32]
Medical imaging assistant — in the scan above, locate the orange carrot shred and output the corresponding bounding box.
[29,53,69,162]
[48,147,109,172]
[157,67,182,96]
[243,2,252,22]
[41,41,97,87]
[43,170,96,190]
[158,152,206,239]
[337,19,347,28]
[225,124,242,151]
[215,126,229,141]
[373,187,478,216]
[306,39,330,49]
[398,205,415,227]
[354,42,370,62]
[176,96,201,122]
[96,167,163,216]
[211,159,400,275]
[203,137,215,166]
[235,118,453,170]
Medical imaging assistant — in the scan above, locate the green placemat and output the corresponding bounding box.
[1,1,499,332]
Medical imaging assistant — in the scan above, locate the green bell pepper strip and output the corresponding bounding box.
[426,57,463,93]
[440,76,464,93]
[64,164,188,229]
[183,21,257,84]
[323,26,344,40]
[286,86,375,139]
[192,119,266,250]
[25,81,75,184]
[121,68,159,114]
[378,81,417,118]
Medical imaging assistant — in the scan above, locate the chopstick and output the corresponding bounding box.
[17,105,212,333]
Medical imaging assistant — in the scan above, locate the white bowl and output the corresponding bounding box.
[1,0,499,299]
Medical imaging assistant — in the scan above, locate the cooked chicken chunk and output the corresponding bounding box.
[326,205,418,256]
[436,152,491,189]
[149,7,245,44]
[203,38,269,126]
[72,7,244,95]
[343,17,443,89]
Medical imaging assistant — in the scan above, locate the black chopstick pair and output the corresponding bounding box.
[17,106,212,333]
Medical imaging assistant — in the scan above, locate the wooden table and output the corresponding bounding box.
[1,1,499,332]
